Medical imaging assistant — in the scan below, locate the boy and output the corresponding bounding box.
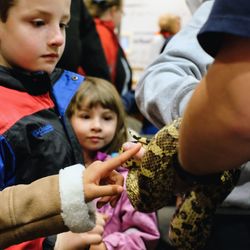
[0,0,141,248]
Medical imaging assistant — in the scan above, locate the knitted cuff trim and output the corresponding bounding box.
[59,164,96,232]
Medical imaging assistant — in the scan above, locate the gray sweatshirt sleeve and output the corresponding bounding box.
[135,0,213,128]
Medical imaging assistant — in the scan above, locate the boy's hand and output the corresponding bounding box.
[83,143,141,206]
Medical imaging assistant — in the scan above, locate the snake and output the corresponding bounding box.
[123,118,240,250]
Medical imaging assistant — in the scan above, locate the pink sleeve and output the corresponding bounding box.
[102,185,160,250]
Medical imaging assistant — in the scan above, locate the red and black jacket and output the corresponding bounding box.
[0,66,84,189]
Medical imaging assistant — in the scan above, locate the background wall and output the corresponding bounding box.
[120,0,191,82]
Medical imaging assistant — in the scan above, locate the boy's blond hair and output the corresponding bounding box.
[0,0,16,22]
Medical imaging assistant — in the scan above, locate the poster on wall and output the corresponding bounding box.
[120,0,191,83]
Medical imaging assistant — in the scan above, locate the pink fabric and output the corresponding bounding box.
[95,152,160,250]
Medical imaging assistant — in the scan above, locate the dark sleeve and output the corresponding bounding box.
[57,0,111,81]
[43,235,57,250]
[79,1,111,80]
[57,0,82,72]
[198,0,250,57]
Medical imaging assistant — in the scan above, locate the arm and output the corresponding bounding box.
[135,0,214,128]
[179,36,250,174]
[0,165,96,248]
[0,144,141,248]
[0,173,67,248]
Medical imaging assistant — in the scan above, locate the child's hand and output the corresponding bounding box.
[55,212,107,250]
[122,141,145,160]
[83,143,141,206]
[55,231,101,250]
[80,212,107,245]
[90,242,107,250]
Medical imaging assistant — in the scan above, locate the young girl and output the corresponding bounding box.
[57,77,160,250]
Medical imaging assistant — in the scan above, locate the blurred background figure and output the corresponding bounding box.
[57,0,111,80]
[85,0,137,115]
[148,13,181,63]
[140,14,181,135]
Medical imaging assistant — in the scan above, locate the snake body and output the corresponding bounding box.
[126,118,180,212]
[124,118,240,250]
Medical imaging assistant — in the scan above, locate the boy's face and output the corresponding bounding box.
[0,0,71,74]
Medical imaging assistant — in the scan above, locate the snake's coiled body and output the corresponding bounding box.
[126,119,180,212]
[124,118,240,250]
[169,169,239,250]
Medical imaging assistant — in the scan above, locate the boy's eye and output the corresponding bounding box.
[32,20,45,27]
[60,22,69,29]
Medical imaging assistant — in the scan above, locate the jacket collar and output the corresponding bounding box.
[0,66,54,96]
[94,18,115,31]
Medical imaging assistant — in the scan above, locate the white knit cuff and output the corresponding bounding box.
[59,164,96,232]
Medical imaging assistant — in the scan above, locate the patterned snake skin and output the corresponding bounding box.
[124,118,240,250]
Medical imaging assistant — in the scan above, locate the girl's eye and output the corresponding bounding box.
[32,20,45,27]
[104,116,113,121]
[80,114,90,119]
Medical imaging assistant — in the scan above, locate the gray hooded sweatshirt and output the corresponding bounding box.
[136,0,250,210]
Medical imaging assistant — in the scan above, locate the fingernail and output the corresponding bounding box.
[123,142,133,149]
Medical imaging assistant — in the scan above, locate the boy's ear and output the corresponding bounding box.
[0,23,3,41]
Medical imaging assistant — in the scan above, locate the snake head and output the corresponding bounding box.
[121,132,150,169]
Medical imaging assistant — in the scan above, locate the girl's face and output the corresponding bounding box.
[0,0,70,73]
[70,103,118,153]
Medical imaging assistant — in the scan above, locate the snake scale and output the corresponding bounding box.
[124,118,240,250]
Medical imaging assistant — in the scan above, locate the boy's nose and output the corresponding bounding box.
[48,27,65,47]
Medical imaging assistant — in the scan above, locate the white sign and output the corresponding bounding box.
[121,0,191,81]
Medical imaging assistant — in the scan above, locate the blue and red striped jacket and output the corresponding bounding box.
[0,66,84,249]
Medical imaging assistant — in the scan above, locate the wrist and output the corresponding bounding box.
[173,154,222,185]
